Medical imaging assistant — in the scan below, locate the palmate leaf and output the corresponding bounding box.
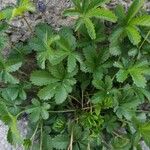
[51,27,83,72]
[30,64,77,104]
[29,23,60,69]
[0,59,22,84]
[110,0,147,46]
[26,99,50,122]
[1,84,27,101]
[83,46,110,79]
[114,60,150,88]
[63,0,117,39]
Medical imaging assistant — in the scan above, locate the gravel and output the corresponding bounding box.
[0,0,150,150]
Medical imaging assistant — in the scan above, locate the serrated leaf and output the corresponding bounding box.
[55,85,68,104]
[38,84,56,100]
[52,134,69,150]
[30,71,58,86]
[84,17,96,39]
[87,8,117,23]
[5,59,22,72]
[126,26,141,45]
[29,23,59,69]
[26,99,50,122]
[126,0,145,23]
[116,70,128,83]
[67,54,77,73]
[130,15,150,27]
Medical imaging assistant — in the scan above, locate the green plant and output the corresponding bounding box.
[0,0,150,149]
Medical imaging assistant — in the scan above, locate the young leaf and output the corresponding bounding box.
[126,0,145,23]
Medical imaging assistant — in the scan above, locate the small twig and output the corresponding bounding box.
[69,95,81,105]
[23,16,33,33]
[81,90,84,108]
[112,131,126,139]
[136,110,150,113]
[30,122,40,150]
[49,109,76,113]
[67,129,73,150]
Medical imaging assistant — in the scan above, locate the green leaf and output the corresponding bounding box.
[38,84,56,100]
[139,122,150,147]
[55,85,68,104]
[112,137,131,150]
[126,0,145,23]
[5,59,22,72]
[116,70,128,83]
[30,71,58,86]
[114,5,126,23]
[87,8,117,23]
[84,17,96,39]
[0,101,22,145]
[32,65,76,104]
[52,134,69,150]
[63,8,80,17]
[88,0,110,9]
[67,54,77,73]
[12,0,35,18]
[29,23,59,69]
[83,46,110,79]
[0,6,13,20]
[3,71,19,84]
[126,26,141,45]
[26,99,50,122]
[0,33,8,51]
[130,15,150,27]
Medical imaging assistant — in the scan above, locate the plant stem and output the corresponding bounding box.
[16,110,26,118]
[23,16,33,33]
[139,30,150,50]
[67,129,73,150]
[40,122,43,150]
[81,90,84,108]
[49,109,76,113]
[69,95,81,104]
[30,122,39,150]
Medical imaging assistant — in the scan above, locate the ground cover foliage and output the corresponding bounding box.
[0,0,150,149]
